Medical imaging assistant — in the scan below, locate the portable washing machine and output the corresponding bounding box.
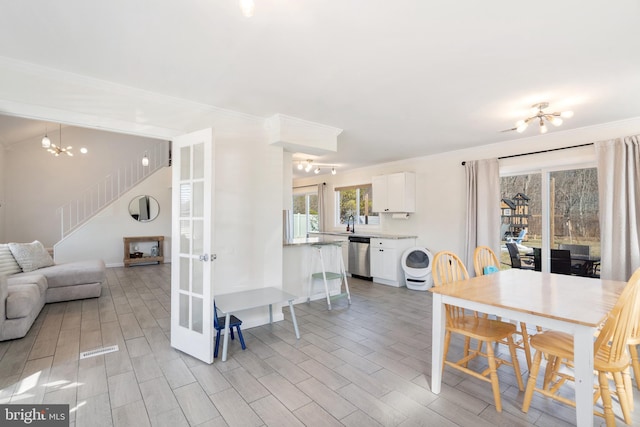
[401,247,434,291]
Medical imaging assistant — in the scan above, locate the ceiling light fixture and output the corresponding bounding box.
[239,0,255,17]
[45,124,73,157]
[295,159,338,175]
[510,102,574,134]
[41,126,51,149]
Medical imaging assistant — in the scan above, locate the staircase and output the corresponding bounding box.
[57,142,170,239]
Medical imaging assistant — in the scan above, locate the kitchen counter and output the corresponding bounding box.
[283,236,349,246]
[309,231,417,240]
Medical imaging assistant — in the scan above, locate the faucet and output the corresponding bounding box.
[347,215,355,233]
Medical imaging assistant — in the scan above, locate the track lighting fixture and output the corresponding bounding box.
[294,159,338,175]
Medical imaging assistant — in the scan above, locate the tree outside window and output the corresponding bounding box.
[335,184,379,226]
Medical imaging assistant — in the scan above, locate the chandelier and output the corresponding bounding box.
[511,102,574,134]
[296,159,337,175]
[42,124,74,157]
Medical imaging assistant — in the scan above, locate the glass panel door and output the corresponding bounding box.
[171,129,215,363]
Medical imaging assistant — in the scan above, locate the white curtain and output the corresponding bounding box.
[465,159,501,274]
[595,135,640,281]
[317,183,326,232]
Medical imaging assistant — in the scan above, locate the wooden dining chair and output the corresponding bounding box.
[472,246,500,277]
[522,267,640,426]
[473,246,536,371]
[628,310,640,391]
[433,250,524,412]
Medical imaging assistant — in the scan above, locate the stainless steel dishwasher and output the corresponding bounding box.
[348,236,372,280]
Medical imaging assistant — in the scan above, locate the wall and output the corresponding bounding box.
[213,121,284,297]
[0,145,5,242]
[293,118,640,259]
[2,126,166,247]
[55,167,172,266]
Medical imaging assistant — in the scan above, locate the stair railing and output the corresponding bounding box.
[57,142,170,239]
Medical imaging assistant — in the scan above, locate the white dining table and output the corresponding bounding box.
[215,287,300,361]
[429,269,626,427]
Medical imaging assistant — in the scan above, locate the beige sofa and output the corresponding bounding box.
[0,242,106,341]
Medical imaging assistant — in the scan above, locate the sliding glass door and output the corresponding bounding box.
[500,165,600,276]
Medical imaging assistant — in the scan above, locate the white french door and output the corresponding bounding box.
[170,128,215,363]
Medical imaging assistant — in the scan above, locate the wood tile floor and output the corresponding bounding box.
[1,264,638,426]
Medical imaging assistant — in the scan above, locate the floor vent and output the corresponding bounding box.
[80,345,119,359]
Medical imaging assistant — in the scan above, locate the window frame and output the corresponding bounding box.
[292,189,319,238]
[334,183,379,228]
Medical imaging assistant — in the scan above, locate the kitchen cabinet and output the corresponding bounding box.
[370,237,416,287]
[372,172,415,213]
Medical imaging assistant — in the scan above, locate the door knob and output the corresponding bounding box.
[199,254,209,262]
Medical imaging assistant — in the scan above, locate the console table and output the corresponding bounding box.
[123,236,164,267]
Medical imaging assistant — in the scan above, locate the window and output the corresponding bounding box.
[335,184,379,226]
[293,191,318,238]
[500,166,600,276]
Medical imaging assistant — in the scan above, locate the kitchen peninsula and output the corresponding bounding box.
[283,231,418,303]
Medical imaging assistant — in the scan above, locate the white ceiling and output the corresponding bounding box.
[0,1,639,177]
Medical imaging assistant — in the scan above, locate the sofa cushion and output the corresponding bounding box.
[8,241,54,272]
[6,274,48,295]
[13,260,106,289]
[6,283,40,319]
[0,244,21,276]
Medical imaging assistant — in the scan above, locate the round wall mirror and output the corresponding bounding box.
[129,195,160,222]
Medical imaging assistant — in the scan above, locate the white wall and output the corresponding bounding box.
[0,145,5,242]
[3,126,166,247]
[55,167,172,266]
[293,118,640,258]
[213,122,284,296]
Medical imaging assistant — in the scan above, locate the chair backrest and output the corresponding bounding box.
[533,247,541,271]
[550,249,572,275]
[558,243,590,256]
[506,242,522,269]
[433,251,470,321]
[473,246,499,276]
[213,300,219,329]
[595,267,640,363]
[514,228,528,244]
[433,251,469,287]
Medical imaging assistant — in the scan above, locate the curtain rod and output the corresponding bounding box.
[293,182,326,189]
[461,142,594,166]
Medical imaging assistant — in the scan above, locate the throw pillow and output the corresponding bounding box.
[0,244,22,276]
[8,241,54,273]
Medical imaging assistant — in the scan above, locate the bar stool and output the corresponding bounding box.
[308,242,351,310]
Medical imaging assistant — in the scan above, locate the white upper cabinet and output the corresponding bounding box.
[372,172,416,213]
